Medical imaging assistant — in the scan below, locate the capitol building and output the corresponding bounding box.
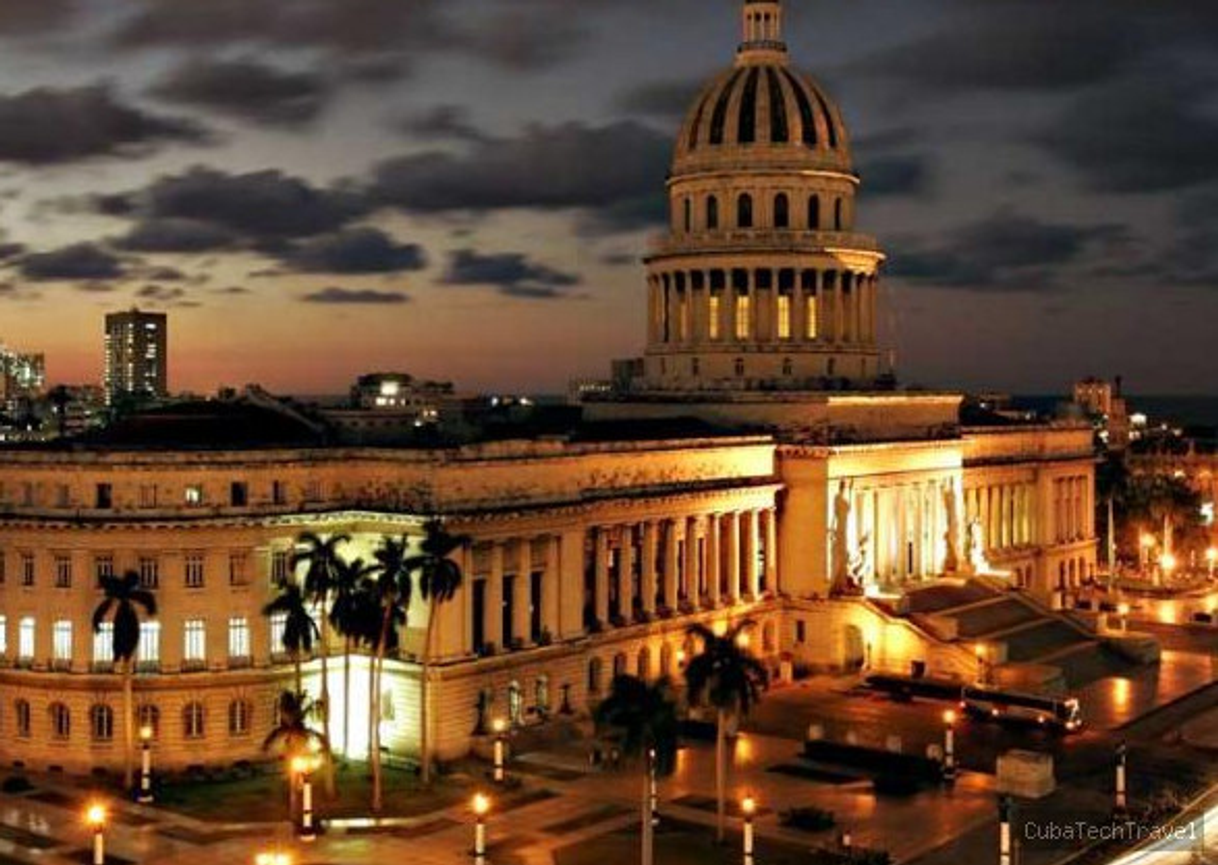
[0,0,1097,774]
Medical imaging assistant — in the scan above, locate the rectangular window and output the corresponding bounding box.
[184,553,205,589]
[271,550,291,585]
[678,293,689,342]
[18,617,34,660]
[0,615,7,656]
[138,556,159,589]
[54,555,72,589]
[472,578,486,653]
[228,617,250,660]
[795,619,806,644]
[806,295,818,339]
[229,551,250,586]
[530,570,543,643]
[16,701,29,738]
[230,481,248,507]
[735,294,751,340]
[138,622,160,665]
[94,622,114,664]
[777,293,792,340]
[139,484,157,509]
[95,483,112,509]
[184,485,204,506]
[53,620,72,662]
[269,612,287,656]
[21,553,34,587]
[272,480,287,506]
[183,618,206,664]
[94,555,114,587]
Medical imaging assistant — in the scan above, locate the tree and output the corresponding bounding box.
[594,674,679,865]
[684,620,769,843]
[293,531,350,781]
[364,535,413,813]
[328,555,373,760]
[47,385,72,439]
[407,519,468,785]
[91,570,157,791]
[262,690,330,818]
[263,582,319,698]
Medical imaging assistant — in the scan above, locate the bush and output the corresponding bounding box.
[1,776,33,795]
[781,805,836,832]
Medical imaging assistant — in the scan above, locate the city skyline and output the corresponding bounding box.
[1,1,1217,395]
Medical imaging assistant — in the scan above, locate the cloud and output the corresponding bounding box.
[0,0,78,37]
[858,154,933,199]
[276,227,427,274]
[1035,70,1218,193]
[301,286,410,304]
[614,77,704,119]
[889,210,1124,292]
[0,242,26,260]
[397,104,489,143]
[371,121,670,224]
[441,249,580,298]
[15,242,128,282]
[136,284,187,302]
[150,57,331,127]
[0,84,210,166]
[114,217,237,253]
[102,166,369,242]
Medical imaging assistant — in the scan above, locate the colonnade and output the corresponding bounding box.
[648,267,877,348]
[964,482,1036,552]
[1051,476,1090,544]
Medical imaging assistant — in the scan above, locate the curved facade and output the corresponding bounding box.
[644,0,884,392]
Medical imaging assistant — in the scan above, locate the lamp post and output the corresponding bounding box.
[1114,741,1128,817]
[491,717,508,784]
[1206,547,1217,580]
[942,710,957,784]
[137,725,154,804]
[741,795,756,865]
[648,747,659,827]
[1117,602,1130,633]
[85,803,107,865]
[472,793,490,865]
[291,755,318,841]
[998,795,1013,865]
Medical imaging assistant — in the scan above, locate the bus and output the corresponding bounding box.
[961,685,1083,733]
[863,673,965,703]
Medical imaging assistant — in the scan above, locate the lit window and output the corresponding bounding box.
[228,617,250,660]
[138,622,160,665]
[0,615,6,656]
[735,294,751,340]
[777,293,791,340]
[184,619,206,664]
[94,623,114,665]
[138,556,159,589]
[18,617,35,660]
[806,295,819,339]
[708,294,721,340]
[185,485,204,506]
[269,612,287,656]
[53,620,72,662]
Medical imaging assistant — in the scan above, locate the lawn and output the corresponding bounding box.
[154,762,474,823]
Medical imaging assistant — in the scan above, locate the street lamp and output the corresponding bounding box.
[1159,553,1177,580]
[85,803,107,865]
[1139,533,1155,570]
[291,754,319,841]
[942,710,957,784]
[648,747,659,827]
[741,795,756,865]
[472,793,491,865]
[491,717,508,784]
[974,644,988,684]
[254,853,292,865]
[998,795,1013,865]
[1114,741,1128,817]
[137,725,154,804]
[1206,547,1217,579]
[1117,602,1130,632]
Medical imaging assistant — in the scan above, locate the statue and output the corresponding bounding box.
[965,519,988,574]
[841,532,870,596]
[830,480,853,595]
[943,481,961,573]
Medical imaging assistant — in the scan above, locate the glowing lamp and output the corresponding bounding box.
[491,717,508,735]
[472,792,491,817]
[741,795,756,817]
[943,709,957,726]
[1206,548,1217,563]
[1160,553,1177,572]
[1117,603,1130,616]
[85,804,107,829]
[139,725,153,742]
[255,854,293,865]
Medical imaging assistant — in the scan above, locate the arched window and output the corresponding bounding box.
[683,198,692,233]
[508,681,523,725]
[587,657,603,694]
[808,195,821,229]
[833,197,843,230]
[228,699,251,736]
[15,699,31,738]
[659,644,673,677]
[737,193,754,228]
[49,702,70,740]
[183,701,205,740]
[90,704,114,742]
[707,195,719,230]
[637,646,651,681]
[535,675,550,714]
[735,358,746,377]
[774,193,790,228]
[613,652,628,679]
[138,704,160,739]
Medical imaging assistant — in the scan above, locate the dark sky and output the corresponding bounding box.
[2,0,1217,396]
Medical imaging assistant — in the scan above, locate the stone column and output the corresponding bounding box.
[744,509,761,598]
[770,271,782,342]
[726,512,742,602]
[545,535,561,640]
[706,513,722,606]
[793,274,807,343]
[816,270,828,342]
[663,519,679,611]
[514,539,532,646]
[832,272,844,343]
[641,521,658,615]
[620,524,636,620]
[764,507,778,593]
[487,542,504,651]
[594,528,610,626]
[685,516,701,607]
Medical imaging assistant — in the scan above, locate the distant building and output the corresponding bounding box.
[1073,377,1130,451]
[350,373,453,412]
[103,308,168,405]
[0,344,46,415]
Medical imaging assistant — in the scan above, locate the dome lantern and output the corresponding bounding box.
[739,0,786,64]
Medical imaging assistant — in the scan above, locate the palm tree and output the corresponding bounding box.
[263,582,319,697]
[407,519,468,785]
[293,531,350,786]
[684,620,769,843]
[594,674,679,865]
[364,535,414,813]
[262,690,330,818]
[91,570,157,791]
[328,556,373,760]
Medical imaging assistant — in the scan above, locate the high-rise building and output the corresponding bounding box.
[0,344,45,415]
[103,308,167,405]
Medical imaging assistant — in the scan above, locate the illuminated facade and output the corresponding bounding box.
[0,344,45,415]
[0,0,1097,775]
[103,308,168,406]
